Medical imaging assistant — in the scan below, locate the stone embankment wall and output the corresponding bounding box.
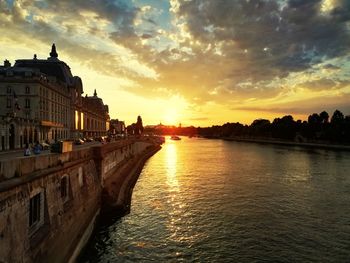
[102,142,161,215]
[0,138,161,263]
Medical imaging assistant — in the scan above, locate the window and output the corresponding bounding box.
[25,86,30,94]
[29,193,41,227]
[25,98,30,108]
[80,112,84,130]
[7,98,11,108]
[75,111,79,130]
[7,86,11,94]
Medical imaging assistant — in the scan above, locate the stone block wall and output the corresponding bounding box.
[0,138,159,262]
[0,154,100,263]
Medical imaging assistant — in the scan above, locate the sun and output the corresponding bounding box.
[163,109,179,126]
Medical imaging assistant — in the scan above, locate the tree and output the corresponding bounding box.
[331,110,344,125]
[319,111,329,124]
[250,119,271,137]
[308,113,321,124]
[271,115,296,139]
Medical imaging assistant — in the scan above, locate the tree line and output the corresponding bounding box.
[198,110,350,144]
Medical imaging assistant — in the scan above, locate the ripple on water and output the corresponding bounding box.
[79,138,350,262]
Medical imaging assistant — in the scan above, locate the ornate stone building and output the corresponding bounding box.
[0,44,109,151]
[109,119,126,135]
[82,89,110,138]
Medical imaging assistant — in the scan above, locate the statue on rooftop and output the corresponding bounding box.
[50,43,58,58]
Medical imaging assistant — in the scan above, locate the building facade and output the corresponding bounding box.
[82,90,110,138]
[109,119,126,136]
[0,44,109,151]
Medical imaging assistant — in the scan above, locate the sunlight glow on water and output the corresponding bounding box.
[165,142,179,190]
[80,137,350,262]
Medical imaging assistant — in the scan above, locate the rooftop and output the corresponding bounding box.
[13,44,74,85]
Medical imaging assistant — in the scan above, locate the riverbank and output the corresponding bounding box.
[220,136,350,151]
[76,143,161,262]
[102,143,162,216]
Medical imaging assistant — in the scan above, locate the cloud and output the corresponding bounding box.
[1,0,350,118]
[232,92,350,116]
[322,64,341,70]
[174,0,350,77]
[43,0,138,32]
[301,78,337,91]
[141,33,154,39]
[0,0,159,79]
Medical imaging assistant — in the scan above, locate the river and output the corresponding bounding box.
[79,137,350,262]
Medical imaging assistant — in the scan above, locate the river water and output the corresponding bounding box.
[79,137,350,262]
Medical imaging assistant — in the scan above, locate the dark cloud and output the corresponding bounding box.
[43,0,138,33]
[331,0,350,22]
[174,0,350,86]
[144,18,157,26]
[141,33,153,39]
[302,78,350,91]
[232,93,350,116]
[323,64,341,70]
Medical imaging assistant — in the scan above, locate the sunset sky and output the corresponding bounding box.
[0,0,349,126]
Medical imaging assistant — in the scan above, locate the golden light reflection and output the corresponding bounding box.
[165,141,183,240]
[164,140,200,245]
[165,142,179,190]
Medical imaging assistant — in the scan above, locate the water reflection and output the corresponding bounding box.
[165,140,189,244]
[79,138,350,262]
[165,141,179,191]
